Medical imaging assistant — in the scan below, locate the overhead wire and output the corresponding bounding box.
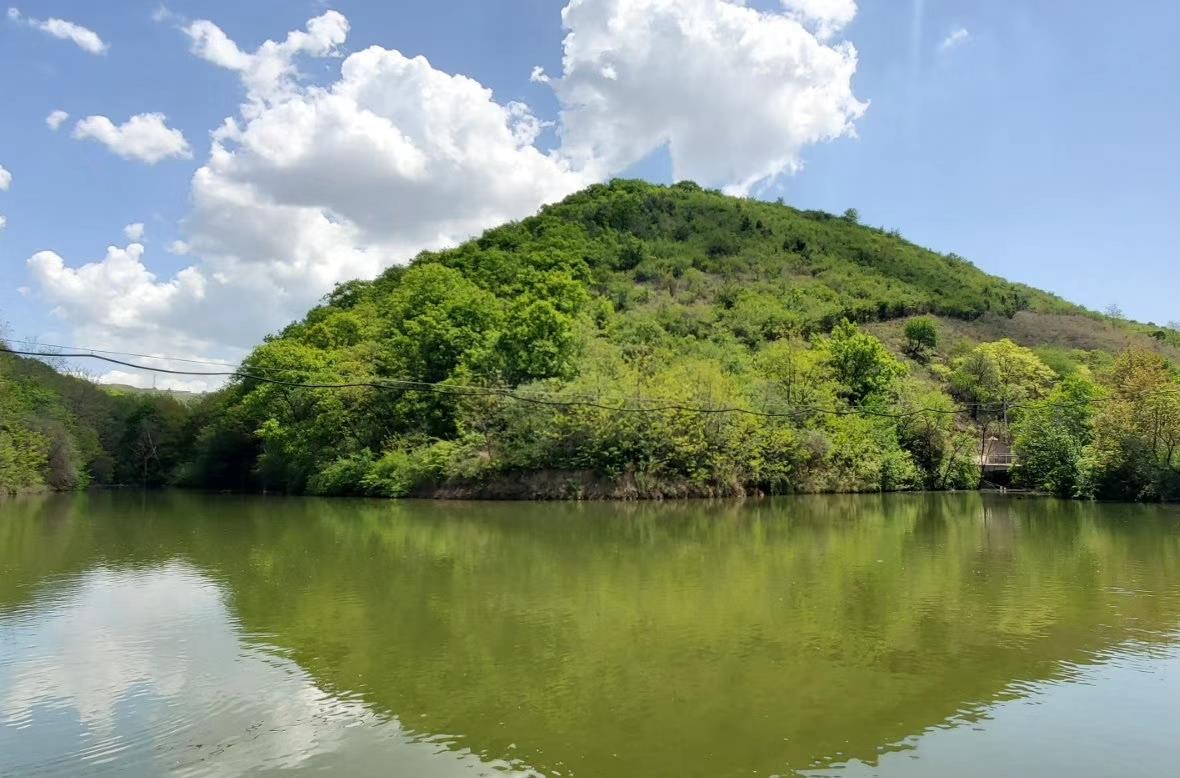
[0,346,1117,422]
[5,338,244,368]
[0,338,305,378]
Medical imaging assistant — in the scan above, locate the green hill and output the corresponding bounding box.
[174,180,1180,500]
[0,350,192,494]
[8,180,1177,500]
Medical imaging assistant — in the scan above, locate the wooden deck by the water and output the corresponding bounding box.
[980,453,1016,472]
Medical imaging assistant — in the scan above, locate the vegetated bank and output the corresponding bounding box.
[170,180,1180,501]
[0,350,194,494]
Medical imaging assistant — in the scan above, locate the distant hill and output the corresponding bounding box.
[174,179,1180,499]
[0,350,193,493]
[103,383,205,403]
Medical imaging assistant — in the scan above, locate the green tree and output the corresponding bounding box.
[903,316,940,357]
[168,180,1166,500]
[494,299,580,384]
[1011,374,1097,496]
[949,339,1056,417]
[895,383,979,490]
[754,338,834,411]
[379,263,503,384]
[1080,349,1180,500]
[822,321,906,406]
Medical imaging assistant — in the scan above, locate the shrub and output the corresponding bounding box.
[904,316,940,355]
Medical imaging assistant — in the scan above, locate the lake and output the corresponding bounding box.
[2,492,1180,777]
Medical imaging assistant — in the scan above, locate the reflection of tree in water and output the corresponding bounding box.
[3,493,1180,778]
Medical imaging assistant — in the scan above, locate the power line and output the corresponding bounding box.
[5,338,244,368]
[0,346,1114,422]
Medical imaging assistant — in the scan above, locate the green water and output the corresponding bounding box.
[2,493,1180,777]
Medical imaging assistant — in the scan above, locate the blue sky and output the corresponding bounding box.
[1,0,1177,387]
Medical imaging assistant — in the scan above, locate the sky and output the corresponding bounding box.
[1,0,1177,390]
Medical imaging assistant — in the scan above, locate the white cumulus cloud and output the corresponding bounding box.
[8,7,108,54]
[0,215,7,231]
[0,164,10,190]
[26,242,227,390]
[161,11,585,353]
[124,222,145,241]
[73,113,192,164]
[46,109,70,130]
[28,243,206,333]
[183,11,349,106]
[551,0,866,194]
[939,27,969,52]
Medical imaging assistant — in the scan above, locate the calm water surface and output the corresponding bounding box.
[2,493,1180,777]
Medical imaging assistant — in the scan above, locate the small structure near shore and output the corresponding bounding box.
[980,443,1015,472]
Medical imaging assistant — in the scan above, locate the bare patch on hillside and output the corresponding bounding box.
[869,312,1180,363]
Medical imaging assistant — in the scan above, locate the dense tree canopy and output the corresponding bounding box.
[0,349,194,494]
[175,180,1084,498]
[8,181,1179,502]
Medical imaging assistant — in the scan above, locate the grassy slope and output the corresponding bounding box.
[528,180,1077,328]
[422,179,1168,361]
[870,312,1180,365]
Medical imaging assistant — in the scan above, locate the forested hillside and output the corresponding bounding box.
[0,349,192,494]
[173,180,1180,501]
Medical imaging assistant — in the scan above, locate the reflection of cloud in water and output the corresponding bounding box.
[0,564,538,777]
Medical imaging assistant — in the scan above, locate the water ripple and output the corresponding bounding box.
[0,563,539,778]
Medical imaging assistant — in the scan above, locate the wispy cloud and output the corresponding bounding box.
[7,7,108,54]
[939,27,970,52]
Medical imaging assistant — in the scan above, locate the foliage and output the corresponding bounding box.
[894,384,980,490]
[1012,375,1097,496]
[0,349,194,493]
[948,339,1056,416]
[160,181,1174,500]
[903,316,940,359]
[822,320,906,405]
[1079,350,1180,501]
[9,180,1170,501]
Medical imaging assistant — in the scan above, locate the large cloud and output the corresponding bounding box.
[188,48,588,274]
[26,243,227,391]
[29,243,205,330]
[551,0,866,194]
[28,2,864,388]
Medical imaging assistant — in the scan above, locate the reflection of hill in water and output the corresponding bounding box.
[4,493,1180,777]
